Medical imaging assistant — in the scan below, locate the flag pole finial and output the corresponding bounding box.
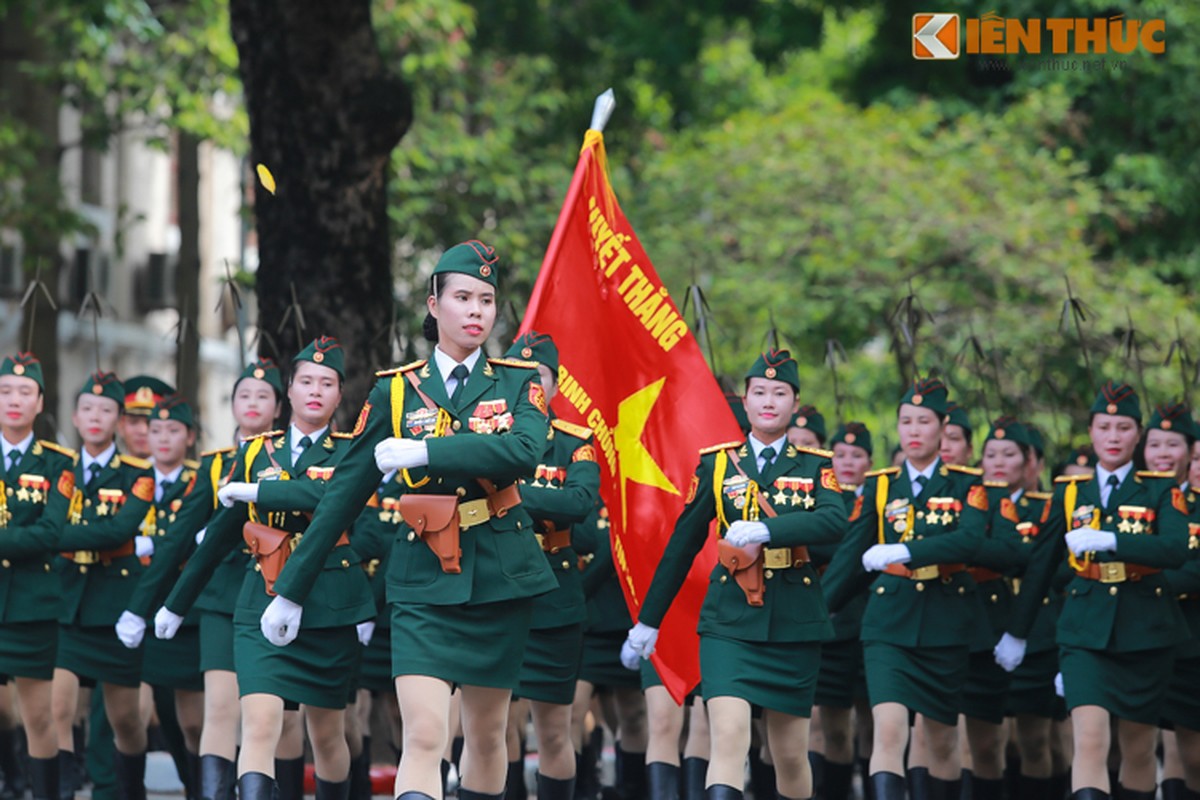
[590,89,616,132]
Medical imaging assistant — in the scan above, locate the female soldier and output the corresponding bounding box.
[0,354,76,800]
[154,339,376,800]
[262,241,556,800]
[995,382,1190,800]
[51,372,156,800]
[821,378,988,800]
[809,422,874,800]
[624,349,846,800]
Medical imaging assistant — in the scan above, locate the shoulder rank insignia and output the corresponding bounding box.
[1026,491,1052,501]
[983,480,1008,489]
[375,359,426,378]
[1136,470,1177,480]
[700,440,743,456]
[966,484,989,510]
[38,440,79,462]
[1054,474,1093,484]
[864,466,901,478]
[551,419,593,440]
[201,446,236,458]
[487,357,538,369]
[820,467,840,492]
[183,459,201,471]
[942,464,983,477]
[240,430,284,443]
[118,454,152,470]
[572,444,597,463]
[131,476,155,502]
[331,431,355,439]
[793,445,834,459]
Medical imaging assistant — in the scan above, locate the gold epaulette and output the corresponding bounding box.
[791,445,834,459]
[240,429,284,443]
[1027,491,1052,501]
[183,459,200,470]
[487,357,538,369]
[943,464,983,476]
[331,431,355,439]
[865,467,901,478]
[1054,474,1092,484]
[984,480,1008,489]
[200,446,235,458]
[38,440,78,460]
[700,440,743,456]
[1136,470,1177,480]
[551,419,593,440]
[376,359,426,378]
[841,483,860,492]
[118,454,152,470]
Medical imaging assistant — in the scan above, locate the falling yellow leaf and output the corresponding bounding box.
[256,163,277,195]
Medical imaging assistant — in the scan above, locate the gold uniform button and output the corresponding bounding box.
[407,532,416,542]
[121,569,129,576]
[84,498,91,506]
[157,510,166,518]
[1106,516,1113,524]
[341,559,350,568]
[916,535,924,540]
[1156,587,1163,597]
[1042,597,1050,605]
[915,582,925,592]
[517,521,523,530]
[44,563,50,572]
[452,420,462,431]
[876,586,885,595]
[1109,586,1118,596]
[958,586,965,595]
[765,569,774,579]
[916,511,925,519]
[456,487,467,497]
[254,564,262,572]
[990,593,998,603]
[720,575,728,584]
[0,559,9,568]
[79,566,88,574]
[562,560,570,569]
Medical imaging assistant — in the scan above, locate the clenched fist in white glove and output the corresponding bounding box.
[218,482,259,508]
[1054,672,1064,698]
[260,595,303,647]
[725,520,771,548]
[194,527,206,546]
[621,622,659,670]
[862,543,911,572]
[356,621,376,646]
[993,633,1027,672]
[154,607,184,640]
[135,536,155,559]
[374,438,429,472]
[1064,529,1117,557]
[115,611,146,649]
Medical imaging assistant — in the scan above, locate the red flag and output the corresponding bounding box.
[519,130,742,702]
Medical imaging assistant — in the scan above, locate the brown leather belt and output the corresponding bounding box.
[968,566,1004,583]
[61,540,136,565]
[458,483,522,531]
[1076,561,1159,584]
[884,562,966,581]
[289,532,351,551]
[536,527,571,553]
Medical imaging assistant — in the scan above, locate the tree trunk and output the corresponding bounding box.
[175,130,201,406]
[229,0,411,427]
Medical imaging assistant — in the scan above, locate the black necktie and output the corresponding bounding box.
[6,449,22,478]
[158,479,173,502]
[913,474,927,495]
[1104,474,1120,506]
[298,435,312,452]
[86,462,102,488]
[449,364,470,405]
[760,446,776,473]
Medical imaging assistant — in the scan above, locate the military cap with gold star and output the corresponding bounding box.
[506,331,558,374]
[1089,380,1141,423]
[123,375,175,416]
[79,371,125,406]
[899,376,949,417]
[0,352,44,389]
[1148,401,1196,442]
[294,336,345,379]
[745,348,799,391]
[237,357,284,398]
[151,394,195,429]
[831,421,873,456]
[789,404,826,444]
[433,239,500,288]
[984,416,1032,448]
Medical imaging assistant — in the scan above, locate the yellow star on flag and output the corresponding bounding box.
[615,377,679,528]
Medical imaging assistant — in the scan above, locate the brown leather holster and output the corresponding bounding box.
[397,494,462,574]
[717,540,765,606]
[243,522,292,596]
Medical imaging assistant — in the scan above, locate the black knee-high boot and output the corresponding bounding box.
[113,751,147,800]
[314,775,350,800]
[907,767,930,800]
[538,773,576,800]
[705,786,743,800]
[349,736,371,800]
[859,759,875,800]
[1116,787,1156,800]
[274,757,305,800]
[1163,779,1187,800]
[615,747,646,800]
[927,775,960,800]
[200,755,237,800]
[185,751,202,800]
[682,758,708,800]
[968,776,1004,800]
[871,772,907,800]
[822,761,855,800]
[238,772,278,800]
[575,745,599,800]
[441,760,452,797]
[1017,775,1054,800]
[28,757,59,800]
[396,794,436,800]
[647,763,679,800]
[56,751,76,800]
[0,727,22,800]
[1069,790,1110,800]
[748,749,775,800]
[505,758,527,800]
[460,789,506,800]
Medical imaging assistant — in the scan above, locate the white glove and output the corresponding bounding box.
[218,482,259,508]
[1065,529,1117,557]
[260,595,303,647]
[993,633,1027,672]
[154,607,184,640]
[725,520,771,547]
[861,543,912,572]
[619,639,641,671]
[194,527,206,546]
[135,536,155,558]
[374,438,429,472]
[115,611,146,649]
[1054,671,1064,697]
[624,621,659,661]
[356,620,376,646]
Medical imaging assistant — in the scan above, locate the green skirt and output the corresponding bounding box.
[199,612,235,673]
[578,630,640,689]
[235,621,359,709]
[700,633,819,717]
[1007,649,1065,720]
[0,620,58,680]
[57,624,143,687]
[517,623,584,705]
[1060,645,1175,725]
[359,624,393,694]
[960,649,1011,724]
[814,637,865,709]
[143,626,204,691]
[863,641,967,726]
[1162,654,1200,731]
[391,599,533,690]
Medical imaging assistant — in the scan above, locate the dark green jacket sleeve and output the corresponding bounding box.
[637,459,714,628]
[970,489,1026,571]
[0,456,72,557]
[126,474,214,618]
[56,470,153,550]
[763,458,846,548]
[520,459,601,526]
[822,478,878,613]
[164,499,248,616]
[1112,482,1189,566]
[1007,487,1066,639]
[256,475,331,513]
[904,484,986,567]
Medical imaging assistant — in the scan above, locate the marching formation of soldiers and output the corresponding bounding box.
[0,239,1197,800]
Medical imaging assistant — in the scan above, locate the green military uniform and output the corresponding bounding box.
[822,379,988,726]
[505,332,601,705]
[575,504,640,689]
[0,355,77,680]
[272,244,555,691]
[639,350,845,717]
[1007,383,1190,725]
[1163,485,1200,731]
[349,481,397,695]
[125,398,214,692]
[56,373,156,688]
[165,340,375,709]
